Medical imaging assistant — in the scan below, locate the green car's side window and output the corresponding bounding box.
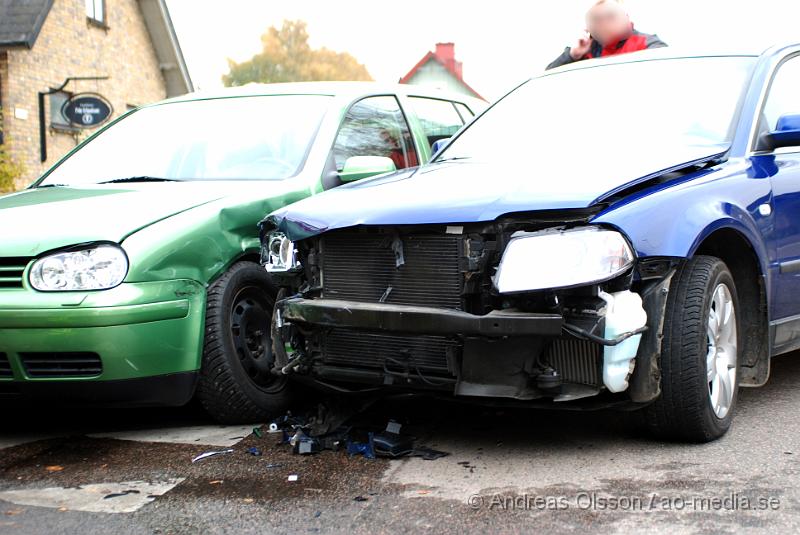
[332,96,419,172]
[406,97,466,152]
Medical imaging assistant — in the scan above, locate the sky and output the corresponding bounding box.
[165,0,800,101]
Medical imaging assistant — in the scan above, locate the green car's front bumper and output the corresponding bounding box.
[0,279,206,406]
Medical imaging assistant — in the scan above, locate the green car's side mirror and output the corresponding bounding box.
[339,156,396,182]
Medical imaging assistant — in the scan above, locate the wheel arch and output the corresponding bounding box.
[690,225,770,386]
[599,191,773,387]
[206,252,263,286]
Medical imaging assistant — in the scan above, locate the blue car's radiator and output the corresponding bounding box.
[320,230,463,310]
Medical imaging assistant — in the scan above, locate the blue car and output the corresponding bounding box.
[259,44,800,442]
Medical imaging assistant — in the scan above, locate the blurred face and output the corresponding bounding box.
[586,1,632,46]
[380,128,400,149]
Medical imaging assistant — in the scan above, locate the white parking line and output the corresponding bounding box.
[87,424,254,447]
[0,424,254,450]
[0,434,62,450]
[0,479,185,514]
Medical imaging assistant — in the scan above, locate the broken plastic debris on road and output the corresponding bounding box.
[186,401,450,467]
[191,449,234,463]
[260,402,449,461]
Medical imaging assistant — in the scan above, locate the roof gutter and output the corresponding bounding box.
[137,0,194,96]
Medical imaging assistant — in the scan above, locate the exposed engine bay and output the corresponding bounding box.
[262,213,678,409]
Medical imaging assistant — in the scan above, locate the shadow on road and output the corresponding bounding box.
[2,352,800,445]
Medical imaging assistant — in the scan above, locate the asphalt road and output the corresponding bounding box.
[1,355,800,534]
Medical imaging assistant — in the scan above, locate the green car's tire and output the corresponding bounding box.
[642,256,740,442]
[197,261,291,424]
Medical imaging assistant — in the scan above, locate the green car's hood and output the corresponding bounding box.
[0,181,297,257]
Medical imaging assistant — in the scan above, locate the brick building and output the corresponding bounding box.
[400,43,482,100]
[0,0,192,189]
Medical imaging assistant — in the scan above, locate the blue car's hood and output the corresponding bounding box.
[266,143,728,241]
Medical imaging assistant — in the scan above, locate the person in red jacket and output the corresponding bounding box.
[547,0,666,70]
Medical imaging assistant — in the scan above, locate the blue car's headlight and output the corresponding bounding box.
[493,226,634,293]
[265,232,300,273]
[29,244,128,291]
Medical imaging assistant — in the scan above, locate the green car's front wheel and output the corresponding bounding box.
[197,261,291,423]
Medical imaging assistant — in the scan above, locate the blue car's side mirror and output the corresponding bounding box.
[430,138,451,158]
[757,113,800,152]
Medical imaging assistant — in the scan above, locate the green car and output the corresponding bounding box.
[0,82,485,422]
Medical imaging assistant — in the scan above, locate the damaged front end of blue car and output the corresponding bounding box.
[258,204,678,409]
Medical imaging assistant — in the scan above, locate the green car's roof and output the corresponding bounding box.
[151,81,487,107]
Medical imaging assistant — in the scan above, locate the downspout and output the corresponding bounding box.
[0,51,4,145]
[37,90,46,161]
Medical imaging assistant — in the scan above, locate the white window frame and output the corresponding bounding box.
[85,0,106,26]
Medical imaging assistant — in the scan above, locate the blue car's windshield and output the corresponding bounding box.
[39,94,332,186]
[439,56,756,163]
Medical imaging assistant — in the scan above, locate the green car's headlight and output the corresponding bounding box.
[493,227,634,294]
[29,245,129,291]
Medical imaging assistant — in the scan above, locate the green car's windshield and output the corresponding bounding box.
[39,94,332,186]
[438,56,757,163]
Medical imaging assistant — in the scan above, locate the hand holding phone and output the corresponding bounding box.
[570,31,593,60]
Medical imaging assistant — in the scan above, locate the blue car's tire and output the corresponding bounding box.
[197,261,291,424]
[643,256,740,442]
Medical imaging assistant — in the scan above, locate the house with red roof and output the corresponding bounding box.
[399,42,483,100]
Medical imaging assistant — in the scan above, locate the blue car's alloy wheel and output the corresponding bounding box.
[643,256,740,442]
[706,283,738,419]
